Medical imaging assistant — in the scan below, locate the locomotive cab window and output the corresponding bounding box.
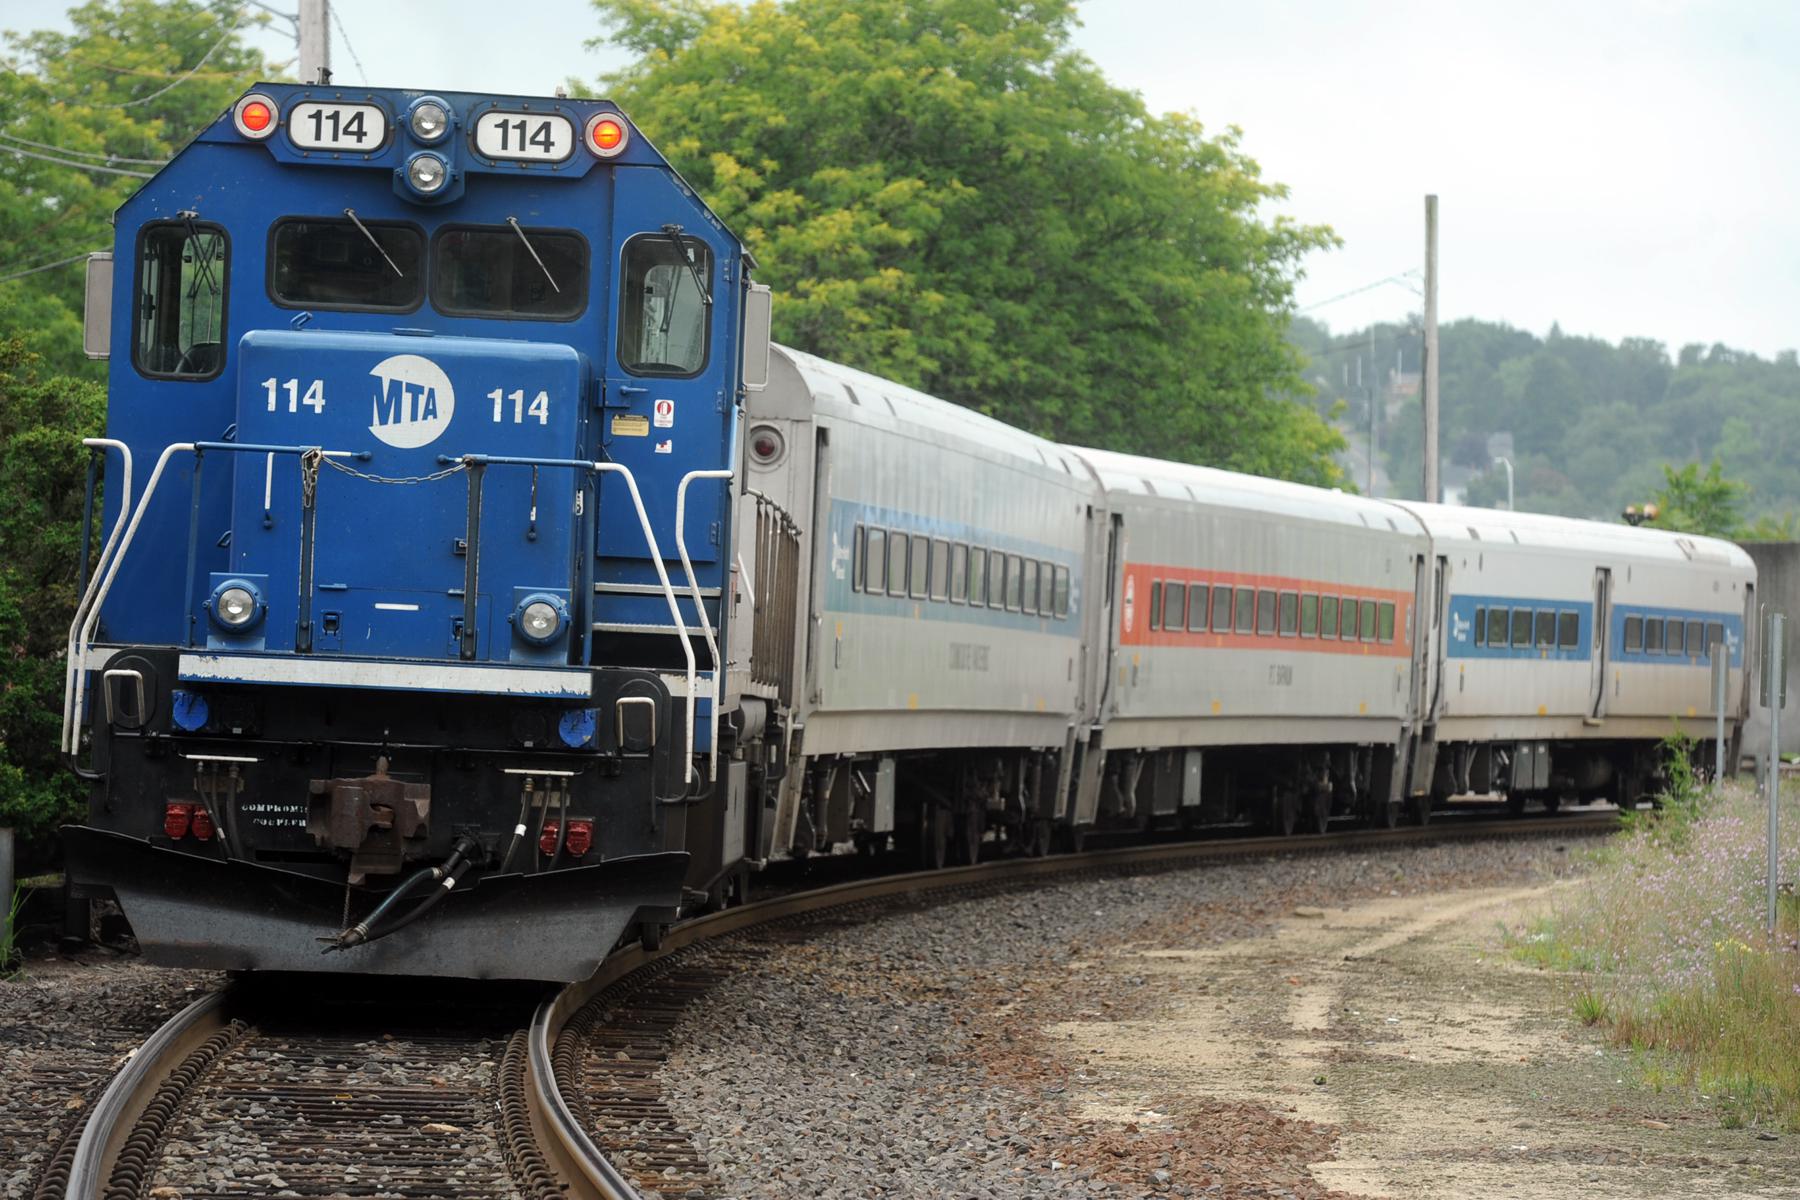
[270,217,423,311]
[1624,614,1643,652]
[434,224,588,320]
[134,221,228,379]
[617,233,711,373]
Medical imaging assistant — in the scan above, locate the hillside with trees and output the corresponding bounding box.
[1296,315,1800,530]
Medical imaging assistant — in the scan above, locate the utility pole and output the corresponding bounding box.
[1422,194,1440,503]
[299,0,331,85]
[1367,323,1377,495]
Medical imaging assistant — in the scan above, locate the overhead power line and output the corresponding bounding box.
[1298,269,1423,314]
[328,4,368,84]
[0,130,166,166]
[25,7,248,110]
[0,251,104,285]
[0,138,155,177]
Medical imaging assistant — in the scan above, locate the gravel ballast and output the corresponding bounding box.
[652,835,1585,1199]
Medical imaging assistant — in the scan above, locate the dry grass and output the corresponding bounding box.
[1510,775,1800,1132]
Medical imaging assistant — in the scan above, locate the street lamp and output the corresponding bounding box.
[1493,456,1513,511]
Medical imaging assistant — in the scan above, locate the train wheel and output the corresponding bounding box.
[1376,797,1400,829]
[1275,789,1300,837]
[641,921,667,952]
[920,804,950,870]
[1308,788,1331,835]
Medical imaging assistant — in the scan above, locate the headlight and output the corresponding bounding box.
[409,98,450,143]
[209,581,263,631]
[517,596,564,644]
[405,152,449,195]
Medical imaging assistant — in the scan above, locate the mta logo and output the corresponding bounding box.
[368,354,455,448]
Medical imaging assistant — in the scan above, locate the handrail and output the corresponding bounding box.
[676,468,733,787]
[66,441,365,760]
[442,454,701,786]
[63,438,132,754]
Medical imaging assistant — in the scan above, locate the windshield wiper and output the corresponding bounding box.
[343,208,404,278]
[659,223,712,309]
[507,216,560,294]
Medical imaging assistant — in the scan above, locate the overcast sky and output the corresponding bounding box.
[9,0,1796,358]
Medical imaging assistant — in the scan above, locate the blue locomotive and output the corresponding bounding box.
[62,84,771,979]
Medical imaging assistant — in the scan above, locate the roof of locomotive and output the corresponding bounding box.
[1067,445,1427,537]
[772,345,1092,479]
[1387,500,1756,572]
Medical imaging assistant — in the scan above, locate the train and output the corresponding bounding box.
[60,83,1757,981]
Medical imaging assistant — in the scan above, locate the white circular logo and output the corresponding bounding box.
[368,354,455,448]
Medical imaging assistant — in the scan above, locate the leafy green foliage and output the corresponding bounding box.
[586,0,1344,482]
[0,0,280,375]
[1647,459,1745,538]
[0,339,105,861]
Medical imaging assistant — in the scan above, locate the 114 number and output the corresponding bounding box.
[490,388,549,425]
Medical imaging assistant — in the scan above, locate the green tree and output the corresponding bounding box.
[0,0,280,374]
[0,339,106,860]
[585,0,1344,482]
[1648,458,1744,538]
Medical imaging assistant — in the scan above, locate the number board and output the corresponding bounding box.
[288,101,388,152]
[473,111,575,163]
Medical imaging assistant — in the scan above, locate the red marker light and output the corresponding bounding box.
[190,807,215,841]
[539,821,560,858]
[232,93,279,140]
[585,113,629,158]
[164,802,193,840]
[565,820,594,858]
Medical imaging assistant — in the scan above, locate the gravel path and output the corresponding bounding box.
[0,949,220,1197]
[654,834,1587,1199]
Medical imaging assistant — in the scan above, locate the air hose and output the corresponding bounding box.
[320,835,482,953]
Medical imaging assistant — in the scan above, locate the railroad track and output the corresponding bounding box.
[56,811,1617,1199]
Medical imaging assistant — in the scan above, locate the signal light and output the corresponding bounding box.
[565,820,594,858]
[164,802,193,840]
[585,113,628,158]
[539,821,560,857]
[191,807,215,841]
[233,93,279,140]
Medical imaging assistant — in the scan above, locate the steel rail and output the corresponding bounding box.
[529,810,1620,1198]
[63,986,236,1199]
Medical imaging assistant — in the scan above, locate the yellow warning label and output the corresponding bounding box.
[611,414,650,437]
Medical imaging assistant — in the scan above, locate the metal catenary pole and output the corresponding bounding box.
[299,0,331,85]
[1421,195,1439,503]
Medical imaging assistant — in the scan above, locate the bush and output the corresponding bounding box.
[1513,772,1800,1132]
[0,338,104,865]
